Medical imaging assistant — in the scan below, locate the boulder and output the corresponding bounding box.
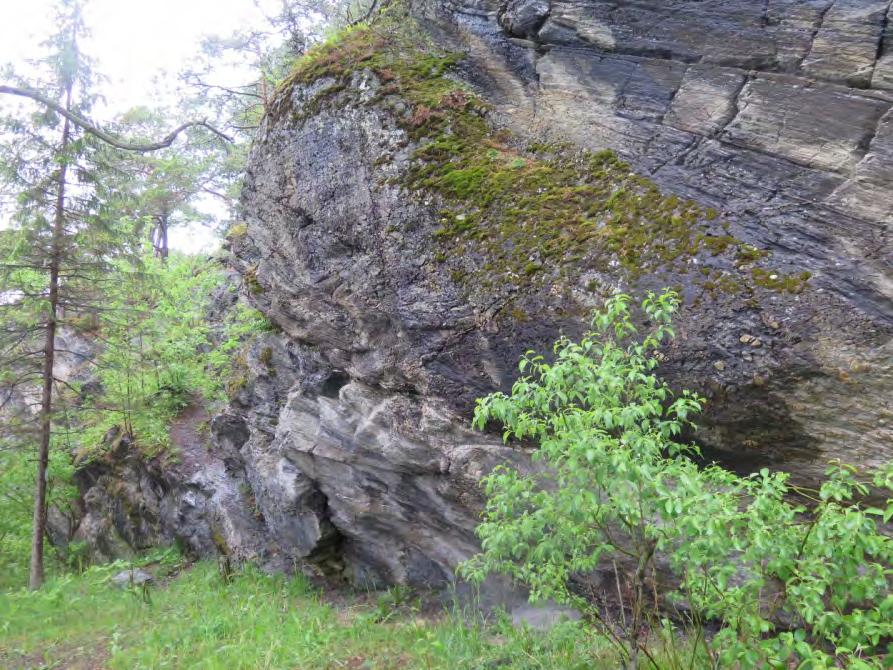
[75,0,893,594]
[110,568,153,589]
[227,0,891,585]
[498,0,550,37]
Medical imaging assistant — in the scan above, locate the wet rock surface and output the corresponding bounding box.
[413,0,893,473]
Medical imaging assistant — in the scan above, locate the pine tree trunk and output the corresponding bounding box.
[159,212,169,261]
[29,93,72,591]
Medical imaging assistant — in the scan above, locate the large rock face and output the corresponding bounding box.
[77,1,892,589]
[73,337,288,567]
[427,0,893,477]
[424,0,893,307]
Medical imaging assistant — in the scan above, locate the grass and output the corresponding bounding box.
[0,554,712,669]
[0,555,618,670]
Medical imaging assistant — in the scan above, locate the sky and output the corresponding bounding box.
[0,0,280,253]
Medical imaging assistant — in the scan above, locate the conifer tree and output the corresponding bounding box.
[0,0,101,589]
[0,0,229,589]
[95,107,235,259]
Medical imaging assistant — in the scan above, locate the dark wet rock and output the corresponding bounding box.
[224,0,891,584]
[414,0,893,470]
[73,423,265,565]
[497,0,550,37]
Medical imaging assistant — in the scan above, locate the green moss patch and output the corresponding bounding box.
[225,223,248,240]
[275,12,809,298]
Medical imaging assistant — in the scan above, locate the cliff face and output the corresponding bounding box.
[76,1,892,589]
[432,0,893,472]
[442,0,893,308]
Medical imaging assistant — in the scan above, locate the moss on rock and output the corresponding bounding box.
[275,11,810,299]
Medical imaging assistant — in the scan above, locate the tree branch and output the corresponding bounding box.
[349,0,392,27]
[181,75,264,100]
[0,85,233,152]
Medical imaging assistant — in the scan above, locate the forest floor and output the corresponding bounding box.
[0,554,639,670]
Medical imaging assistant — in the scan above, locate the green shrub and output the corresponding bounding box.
[0,448,77,589]
[461,290,893,669]
[78,253,273,459]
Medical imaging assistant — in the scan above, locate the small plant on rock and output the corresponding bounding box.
[460,289,703,669]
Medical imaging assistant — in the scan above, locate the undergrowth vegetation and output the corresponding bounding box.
[75,253,271,460]
[0,450,77,591]
[0,252,271,590]
[1,555,638,670]
[461,291,893,669]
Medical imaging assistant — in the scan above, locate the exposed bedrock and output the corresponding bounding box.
[72,332,340,571]
[409,0,893,469]
[218,0,892,585]
[77,1,893,590]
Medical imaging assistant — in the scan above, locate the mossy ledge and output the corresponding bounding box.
[274,11,809,299]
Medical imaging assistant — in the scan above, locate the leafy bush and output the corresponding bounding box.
[685,462,893,669]
[0,448,77,589]
[78,253,271,457]
[461,290,893,669]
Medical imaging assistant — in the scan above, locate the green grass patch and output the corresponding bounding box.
[0,557,665,670]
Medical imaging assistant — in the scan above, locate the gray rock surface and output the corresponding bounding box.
[498,0,550,37]
[110,568,153,589]
[74,0,893,595]
[511,602,582,631]
[73,333,300,569]
[427,0,893,312]
[412,0,893,474]
[231,0,891,584]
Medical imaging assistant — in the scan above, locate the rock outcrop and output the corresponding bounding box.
[419,0,893,478]
[76,0,892,591]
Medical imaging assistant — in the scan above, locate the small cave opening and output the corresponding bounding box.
[319,371,351,398]
[304,488,347,577]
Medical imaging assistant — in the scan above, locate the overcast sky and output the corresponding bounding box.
[0,0,275,114]
[0,0,280,253]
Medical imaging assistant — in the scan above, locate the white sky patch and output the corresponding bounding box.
[0,0,281,254]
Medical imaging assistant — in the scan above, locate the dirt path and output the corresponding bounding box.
[169,402,212,477]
